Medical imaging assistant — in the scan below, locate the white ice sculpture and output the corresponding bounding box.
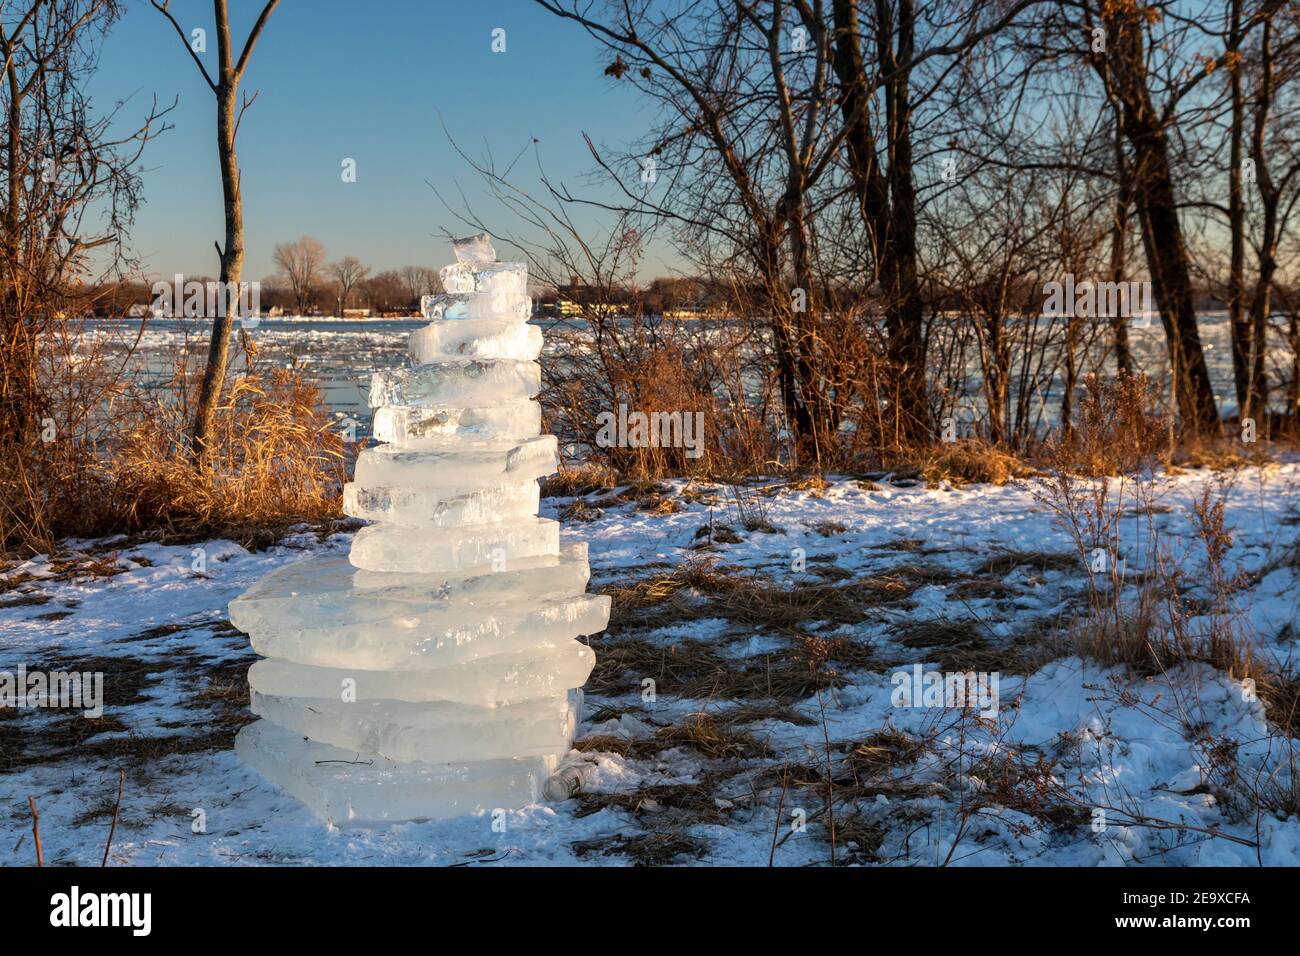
[231,234,607,825]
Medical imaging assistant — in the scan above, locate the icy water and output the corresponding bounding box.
[86,316,607,427]
[82,311,1278,439]
[88,317,423,430]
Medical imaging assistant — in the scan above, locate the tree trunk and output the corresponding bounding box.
[1244,16,1278,426]
[784,191,834,466]
[880,0,929,445]
[1062,315,1078,436]
[757,224,813,455]
[1,35,39,450]
[830,0,930,447]
[1106,14,1219,433]
[1289,312,1300,423]
[1227,0,1251,416]
[190,85,244,458]
[1107,183,1134,378]
[976,302,1008,445]
[1131,173,1219,432]
[161,0,279,459]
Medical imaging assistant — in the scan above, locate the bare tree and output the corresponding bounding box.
[399,265,439,306]
[1,0,168,544]
[532,0,843,464]
[1240,8,1300,426]
[1227,0,1252,416]
[1082,0,1249,433]
[361,269,410,313]
[151,0,279,458]
[328,256,371,313]
[274,236,327,315]
[1107,124,1136,378]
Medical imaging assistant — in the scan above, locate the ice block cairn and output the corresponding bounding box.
[230,234,609,825]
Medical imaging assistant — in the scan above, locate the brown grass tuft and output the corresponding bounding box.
[919,441,1034,487]
[106,369,346,544]
[1050,372,1173,477]
[644,713,770,759]
[2,364,346,553]
[572,830,708,866]
[602,561,941,636]
[540,462,617,498]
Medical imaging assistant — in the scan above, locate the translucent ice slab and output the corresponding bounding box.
[348,515,561,573]
[236,720,559,825]
[453,232,496,265]
[230,545,593,631]
[371,400,540,445]
[343,479,540,527]
[250,689,579,763]
[439,260,527,296]
[369,359,540,409]
[353,435,556,491]
[247,640,595,706]
[408,318,542,364]
[247,591,611,669]
[420,291,532,323]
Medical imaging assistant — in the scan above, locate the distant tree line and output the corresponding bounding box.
[85,234,444,317]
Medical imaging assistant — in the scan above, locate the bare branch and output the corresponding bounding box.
[149,0,217,91]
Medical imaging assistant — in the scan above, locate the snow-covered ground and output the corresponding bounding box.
[3,464,1299,866]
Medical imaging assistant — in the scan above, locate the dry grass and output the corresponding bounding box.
[602,560,944,633]
[571,830,709,866]
[590,559,1040,702]
[834,813,887,863]
[569,762,751,858]
[716,702,816,727]
[1052,543,1263,684]
[757,727,942,827]
[1175,436,1277,471]
[897,617,985,649]
[574,713,771,760]
[919,441,1034,487]
[572,734,636,757]
[787,474,830,495]
[869,537,925,552]
[974,549,1078,576]
[543,333,745,481]
[691,523,744,547]
[948,577,1020,601]
[894,617,1024,672]
[105,369,347,545]
[0,645,256,775]
[601,561,718,623]
[809,520,848,537]
[2,365,347,554]
[1049,372,1173,477]
[847,729,928,777]
[1257,668,1300,737]
[540,462,618,498]
[585,622,877,705]
[1038,440,1265,691]
[642,713,770,759]
[558,498,603,522]
[966,750,1091,831]
[638,494,683,515]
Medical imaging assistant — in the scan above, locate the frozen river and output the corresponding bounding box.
[81,310,1287,443]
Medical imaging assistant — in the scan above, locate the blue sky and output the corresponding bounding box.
[91,0,663,280]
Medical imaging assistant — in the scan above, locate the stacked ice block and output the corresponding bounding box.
[232,234,608,825]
